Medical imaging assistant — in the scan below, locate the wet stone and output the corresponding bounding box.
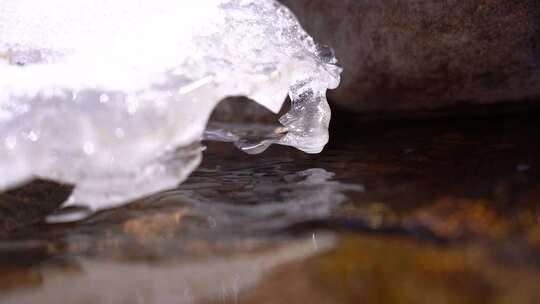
[0,180,72,236]
[282,0,540,113]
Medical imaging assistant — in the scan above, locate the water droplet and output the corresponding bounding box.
[4,136,17,149]
[83,142,95,155]
[126,95,138,114]
[25,130,39,142]
[114,128,125,138]
[208,216,217,228]
[99,93,110,103]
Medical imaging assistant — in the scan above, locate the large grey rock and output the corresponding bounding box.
[282,0,540,112]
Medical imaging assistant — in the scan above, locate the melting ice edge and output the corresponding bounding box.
[0,0,341,211]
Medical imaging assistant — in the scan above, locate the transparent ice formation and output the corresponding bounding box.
[0,0,341,210]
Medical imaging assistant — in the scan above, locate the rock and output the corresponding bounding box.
[0,180,72,236]
[282,0,540,112]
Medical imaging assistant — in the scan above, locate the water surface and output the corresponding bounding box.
[2,108,540,303]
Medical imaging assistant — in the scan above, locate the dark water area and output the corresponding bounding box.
[2,106,540,303]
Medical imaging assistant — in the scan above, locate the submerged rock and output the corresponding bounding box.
[0,0,340,210]
[282,0,540,112]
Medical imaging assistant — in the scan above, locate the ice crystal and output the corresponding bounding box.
[0,0,341,210]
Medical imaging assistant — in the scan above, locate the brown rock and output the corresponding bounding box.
[0,180,72,236]
[282,0,540,112]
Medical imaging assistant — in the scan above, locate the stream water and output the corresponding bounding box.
[1,108,540,303]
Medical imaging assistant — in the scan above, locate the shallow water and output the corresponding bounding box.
[2,108,540,303]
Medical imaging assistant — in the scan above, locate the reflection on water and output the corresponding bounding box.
[150,167,363,235]
[0,236,334,304]
[0,141,363,303]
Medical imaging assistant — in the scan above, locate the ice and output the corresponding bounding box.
[0,0,341,210]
